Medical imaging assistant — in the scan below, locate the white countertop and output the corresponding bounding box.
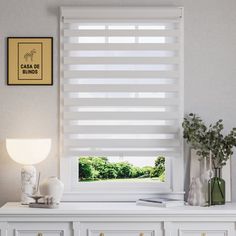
[1,202,236,216]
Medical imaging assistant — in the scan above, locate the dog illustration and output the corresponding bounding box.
[24,49,36,62]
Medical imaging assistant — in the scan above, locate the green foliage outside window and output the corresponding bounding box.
[79,156,165,182]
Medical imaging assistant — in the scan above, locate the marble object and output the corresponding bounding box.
[21,165,36,204]
[196,177,206,206]
[188,177,198,206]
[187,177,206,206]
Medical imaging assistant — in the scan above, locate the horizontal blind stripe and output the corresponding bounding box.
[63,19,180,24]
[64,111,179,120]
[63,29,179,37]
[64,98,179,106]
[63,125,179,134]
[64,139,180,148]
[62,78,178,85]
[65,150,180,157]
[63,57,179,65]
[64,70,179,78]
[63,84,178,92]
[64,43,180,51]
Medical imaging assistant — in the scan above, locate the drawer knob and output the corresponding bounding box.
[100,233,104,236]
[201,233,206,236]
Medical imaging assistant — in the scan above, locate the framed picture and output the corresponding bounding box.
[7,37,53,85]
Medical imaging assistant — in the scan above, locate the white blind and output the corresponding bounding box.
[61,7,183,159]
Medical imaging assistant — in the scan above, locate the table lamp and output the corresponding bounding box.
[6,139,51,204]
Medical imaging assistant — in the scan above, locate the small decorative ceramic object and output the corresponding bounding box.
[195,177,206,206]
[39,176,64,204]
[187,177,198,206]
[188,177,207,206]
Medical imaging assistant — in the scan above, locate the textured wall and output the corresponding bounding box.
[0,0,236,206]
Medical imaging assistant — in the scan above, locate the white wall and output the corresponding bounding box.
[0,0,236,206]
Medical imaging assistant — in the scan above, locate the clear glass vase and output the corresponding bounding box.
[208,168,225,205]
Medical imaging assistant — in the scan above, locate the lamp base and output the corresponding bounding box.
[21,165,36,204]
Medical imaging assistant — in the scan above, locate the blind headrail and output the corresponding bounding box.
[61,7,183,20]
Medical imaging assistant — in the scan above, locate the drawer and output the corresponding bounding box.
[13,231,61,236]
[80,222,162,236]
[171,222,235,236]
[8,222,72,236]
[0,222,6,236]
[180,230,227,236]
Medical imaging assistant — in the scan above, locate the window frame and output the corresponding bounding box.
[60,6,184,202]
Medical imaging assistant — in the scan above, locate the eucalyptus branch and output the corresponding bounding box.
[182,113,236,168]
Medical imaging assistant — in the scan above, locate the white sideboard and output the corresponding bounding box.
[1,202,236,236]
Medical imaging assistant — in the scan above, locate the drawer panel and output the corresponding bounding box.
[180,230,226,236]
[80,222,162,236]
[172,222,234,236]
[8,222,72,236]
[0,222,6,236]
[89,230,154,236]
[14,230,62,236]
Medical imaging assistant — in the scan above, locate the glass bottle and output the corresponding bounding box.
[208,168,225,205]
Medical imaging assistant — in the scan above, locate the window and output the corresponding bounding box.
[60,7,184,201]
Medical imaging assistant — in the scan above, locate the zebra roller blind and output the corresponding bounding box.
[61,7,184,160]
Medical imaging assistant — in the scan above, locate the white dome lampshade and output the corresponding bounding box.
[6,139,51,165]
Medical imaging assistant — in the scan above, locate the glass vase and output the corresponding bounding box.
[208,168,225,205]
